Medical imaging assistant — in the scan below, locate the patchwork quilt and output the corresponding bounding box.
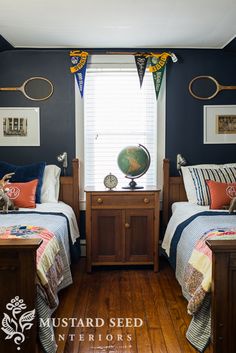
[184,228,236,316]
[168,211,236,352]
[0,224,64,309]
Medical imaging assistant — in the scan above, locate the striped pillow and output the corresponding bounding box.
[189,167,236,205]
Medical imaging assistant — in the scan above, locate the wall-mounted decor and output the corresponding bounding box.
[148,52,177,100]
[69,50,177,100]
[204,105,236,144]
[0,77,54,101]
[70,50,89,98]
[0,107,40,146]
[189,76,236,100]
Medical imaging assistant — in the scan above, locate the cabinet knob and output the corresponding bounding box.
[97,198,103,204]
[143,197,150,204]
[125,223,130,228]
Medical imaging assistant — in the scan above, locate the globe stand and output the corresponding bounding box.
[118,144,151,190]
[122,178,144,189]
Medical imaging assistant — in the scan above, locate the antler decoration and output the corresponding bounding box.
[0,173,15,188]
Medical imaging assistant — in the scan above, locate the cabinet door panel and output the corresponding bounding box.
[92,210,124,262]
[125,209,154,262]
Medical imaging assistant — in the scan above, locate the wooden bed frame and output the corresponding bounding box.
[0,159,80,353]
[162,158,236,353]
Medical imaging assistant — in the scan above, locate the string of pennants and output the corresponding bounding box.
[70,50,178,100]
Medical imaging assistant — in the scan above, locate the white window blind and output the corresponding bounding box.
[84,69,157,188]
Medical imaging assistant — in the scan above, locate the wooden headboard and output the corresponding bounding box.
[59,158,80,221]
[162,158,187,230]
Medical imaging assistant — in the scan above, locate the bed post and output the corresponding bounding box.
[163,159,170,230]
[206,239,236,353]
[72,158,79,221]
[162,159,187,230]
[59,158,80,222]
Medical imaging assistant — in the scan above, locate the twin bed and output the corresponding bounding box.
[0,159,80,353]
[162,159,236,353]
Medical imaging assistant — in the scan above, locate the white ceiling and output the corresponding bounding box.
[0,0,235,49]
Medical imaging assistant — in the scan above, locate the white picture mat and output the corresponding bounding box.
[204,105,236,144]
[0,107,40,146]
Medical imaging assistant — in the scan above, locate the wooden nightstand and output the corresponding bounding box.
[85,187,160,272]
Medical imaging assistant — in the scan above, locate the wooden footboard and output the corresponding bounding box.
[0,239,42,353]
[163,158,236,353]
[206,240,236,353]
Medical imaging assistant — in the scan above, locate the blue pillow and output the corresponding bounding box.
[0,161,46,203]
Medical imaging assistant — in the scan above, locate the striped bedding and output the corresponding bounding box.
[162,205,236,352]
[189,166,236,205]
[0,207,80,353]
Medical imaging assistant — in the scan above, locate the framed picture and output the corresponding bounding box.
[204,105,236,144]
[0,107,40,146]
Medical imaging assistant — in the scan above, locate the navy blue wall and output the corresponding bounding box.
[0,46,236,176]
[166,48,236,175]
[0,50,75,172]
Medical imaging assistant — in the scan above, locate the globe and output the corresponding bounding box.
[117,144,151,189]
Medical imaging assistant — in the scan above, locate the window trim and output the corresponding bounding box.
[75,56,166,209]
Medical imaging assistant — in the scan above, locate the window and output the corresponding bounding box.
[75,56,165,204]
[84,69,157,187]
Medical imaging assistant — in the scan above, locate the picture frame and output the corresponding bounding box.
[0,107,40,146]
[203,105,236,144]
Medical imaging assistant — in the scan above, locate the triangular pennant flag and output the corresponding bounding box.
[151,68,165,100]
[134,54,148,87]
[70,50,89,98]
[149,52,171,100]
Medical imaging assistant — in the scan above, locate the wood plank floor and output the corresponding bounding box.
[53,257,213,353]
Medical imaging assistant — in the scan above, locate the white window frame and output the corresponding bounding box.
[75,55,166,209]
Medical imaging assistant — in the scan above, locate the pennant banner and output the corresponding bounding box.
[149,52,172,100]
[70,50,89,98]
[69,50,177,99]
[134,54,149,87]
[133,51,177,99]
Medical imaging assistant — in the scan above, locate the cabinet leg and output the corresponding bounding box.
[154,256,159,272]
[86,261,92,273]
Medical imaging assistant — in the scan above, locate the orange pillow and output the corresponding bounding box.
[5,179,38,208]
[206,180,236,209]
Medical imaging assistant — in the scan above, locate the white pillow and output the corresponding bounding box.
[40,165,61,203]
[181,163,236,204]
